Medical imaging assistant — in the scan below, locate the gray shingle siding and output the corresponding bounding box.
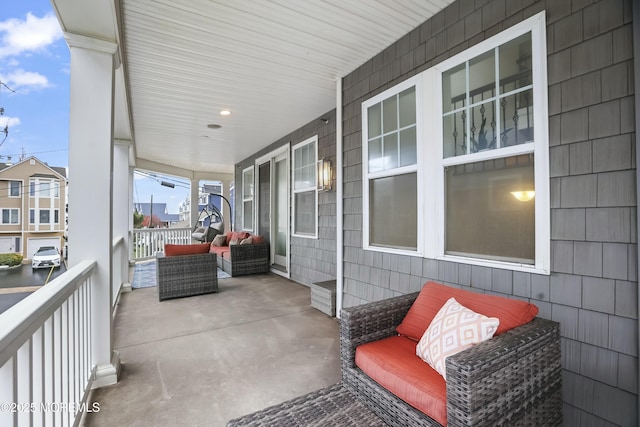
[340,0,637,424]
[234,110,337,287]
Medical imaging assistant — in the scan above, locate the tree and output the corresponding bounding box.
[133,210,144,229]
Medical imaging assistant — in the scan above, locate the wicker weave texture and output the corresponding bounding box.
[226,383,387,427]
[340,292,563,427]
[221,242,270,276]
[156,252,218,301]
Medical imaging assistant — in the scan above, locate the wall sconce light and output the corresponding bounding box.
[317,158,332,192]
[510,190,535,202]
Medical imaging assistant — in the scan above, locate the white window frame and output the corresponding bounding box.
[424,11,549,274]
[1,208,19,225]
[360,12,549,274]
[362,75,424,256]
[241,166,254,232]
[292,136,318,239]
[8,181,20,197]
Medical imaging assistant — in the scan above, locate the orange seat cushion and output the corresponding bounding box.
[164,243,210,257]
[209,245,229,258]
[397,281,538,341]
[356,335,447,425]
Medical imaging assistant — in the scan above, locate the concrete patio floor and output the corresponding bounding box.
[81,273,341,427]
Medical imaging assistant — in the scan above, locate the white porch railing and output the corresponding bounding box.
[0,260,97,427]
[112,236,129,307]
[131,227,192,260]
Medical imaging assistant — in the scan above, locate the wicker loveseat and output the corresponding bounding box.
[208,231,269,276]
[340,282,562,426]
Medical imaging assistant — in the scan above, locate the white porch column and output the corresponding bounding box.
[66,33,120,388]
[190,178,200,232]
[114,140,131,293]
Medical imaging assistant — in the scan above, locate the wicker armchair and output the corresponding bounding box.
[219,242,270,276]
[340,292,562,426]
[156,252,218,301]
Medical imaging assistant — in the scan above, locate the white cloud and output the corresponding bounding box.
[4,69,50,91]
[0,13,63,59]
[0,116,21,128]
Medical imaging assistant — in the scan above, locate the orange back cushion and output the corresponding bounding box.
[226,231,250,245]
[396,281,538,340]
[164,243,211,257]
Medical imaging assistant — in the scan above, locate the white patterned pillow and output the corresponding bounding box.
[416,297,499,380]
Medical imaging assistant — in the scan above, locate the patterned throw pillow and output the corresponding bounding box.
[416,297,499,380]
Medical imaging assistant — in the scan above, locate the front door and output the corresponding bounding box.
[256,145,290,276]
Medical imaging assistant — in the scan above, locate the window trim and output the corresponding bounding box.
[292,135,318,239]
[1,208,20,225]
[241,166,254,232]
[362,75,424,256]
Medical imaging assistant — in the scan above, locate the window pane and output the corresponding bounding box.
[295,191,315,235]
[40,210,50,223]
[446,155,535,263]
[54,210,59,224]
[243,200,253,229]
[243,170,253,197]
[370,173,417,250]
[30,182,35,197]
[398,87,416,128]
[500,89,534,146]
[2,210,8,223]
[469,101,496,153]
[10,181,19,196]
[368,137,383,172]
[468,50,495,100]
[443,113,464,158]
[500,32,532,92]
[399,127,416,167]
[442,63,466,113]
[383,96,398,133]
[383,133,398,170]
[40,182,50,197]
[368,103,382,138]
[29,210,34,223]
[11,209,18,224]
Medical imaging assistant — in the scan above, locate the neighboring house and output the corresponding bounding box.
[178,183,226,227]
[133,202,179,228]
[0,156,67,260]
[235,2,637,425]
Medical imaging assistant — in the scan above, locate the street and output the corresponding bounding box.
[0,263,68,314]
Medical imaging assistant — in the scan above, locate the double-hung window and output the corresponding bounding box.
[241,167,254,231]
[363,77,422,254]
[1,208,19,224]
[430,13,549,271]
[292,136,318,238]
[362,12,549,273]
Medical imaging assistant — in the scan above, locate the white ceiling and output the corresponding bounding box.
[52,0,454,176]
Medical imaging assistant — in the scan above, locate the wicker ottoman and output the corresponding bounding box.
[226,383,386,427]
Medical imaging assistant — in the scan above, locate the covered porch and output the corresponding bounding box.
[0,0,639,426]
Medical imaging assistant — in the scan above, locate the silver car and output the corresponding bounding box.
[32,246,61,270]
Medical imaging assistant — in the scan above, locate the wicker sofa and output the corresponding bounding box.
[208,231,269,276]
[340,284,562,426]
[156,246,218,301]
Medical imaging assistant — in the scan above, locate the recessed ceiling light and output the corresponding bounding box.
[207,124,222,129]
[220,110,231,116]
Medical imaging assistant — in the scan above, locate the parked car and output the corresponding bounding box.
[32,246,61,270]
